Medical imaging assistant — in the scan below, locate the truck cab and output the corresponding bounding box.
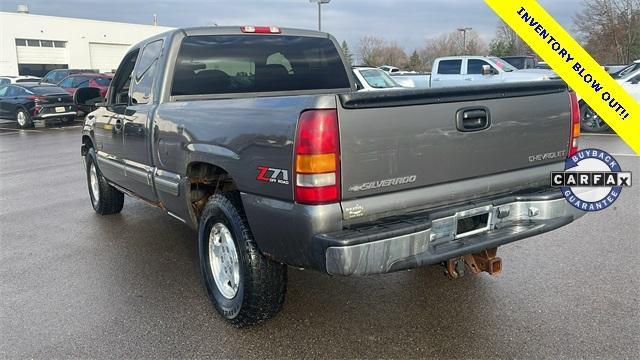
[430,56,554,88]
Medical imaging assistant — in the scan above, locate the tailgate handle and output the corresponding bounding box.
[456,107,490,132]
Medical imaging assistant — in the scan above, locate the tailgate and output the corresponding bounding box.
[337,81,571,201]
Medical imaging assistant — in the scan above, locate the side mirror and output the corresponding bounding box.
[481,65,494,76]
[74,87,104,113]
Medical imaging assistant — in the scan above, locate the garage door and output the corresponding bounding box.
[16,46,68,65]
[89,43,130,72]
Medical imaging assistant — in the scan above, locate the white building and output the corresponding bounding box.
[0,9,173,76]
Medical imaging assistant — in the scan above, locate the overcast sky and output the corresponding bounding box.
[1,0,583,52]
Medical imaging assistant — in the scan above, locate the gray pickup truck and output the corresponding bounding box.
[80,26,585,326]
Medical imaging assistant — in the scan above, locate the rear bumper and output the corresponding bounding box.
[242,188,585,276]
[35,111,77,119]
[322,193,584,276]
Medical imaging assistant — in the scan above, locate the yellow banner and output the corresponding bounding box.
[485,0,640,155]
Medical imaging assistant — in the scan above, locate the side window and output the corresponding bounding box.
[0,86,8,96]
[437,60,462,75]
[0,79,9,86]
[59,77,74,87]
[72,76,91,88]
[131,40,163,104]
[51,71,66,83]
[467,59,495,75]
[109,49,140,106]
[13,87,27,96]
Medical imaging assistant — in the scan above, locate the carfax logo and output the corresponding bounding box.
[551,148,632,211]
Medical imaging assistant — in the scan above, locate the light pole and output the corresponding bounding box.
[309,0,331,31]
[457,27,472,55]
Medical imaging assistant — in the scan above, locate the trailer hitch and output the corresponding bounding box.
[444,247,502,278]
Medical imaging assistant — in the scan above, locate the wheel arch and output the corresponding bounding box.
[185,161,239,225]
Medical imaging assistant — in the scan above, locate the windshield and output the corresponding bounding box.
[489,57,518,72]
[614,63,640,79]
[359,69,400,88]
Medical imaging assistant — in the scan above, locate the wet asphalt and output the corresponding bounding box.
[0,122,638,359]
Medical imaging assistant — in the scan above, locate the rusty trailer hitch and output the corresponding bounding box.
[445,247,502,279]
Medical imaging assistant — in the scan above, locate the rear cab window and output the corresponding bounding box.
[437,60,462,75]
[171,35,350,96]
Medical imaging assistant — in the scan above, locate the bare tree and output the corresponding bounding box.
[489,20,533,56]
[419,30,487,69]
[357,37,408,67]
[574,0,640,63]
[358,36,386,66]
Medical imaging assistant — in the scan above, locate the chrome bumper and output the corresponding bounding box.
[325,195,585,276]
[36,111,77,119]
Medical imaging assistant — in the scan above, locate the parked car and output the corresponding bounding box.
[80,26,584,327]
[501,55,536,69]
[0,76,41,85]
[535,61,551,70]
[379,65,401,74]
[580,66,640,133]
[40,69,98,85]
[0,83,76,128]
[611,59,640,80]
[352,67,406,91]
[57,73,113,97]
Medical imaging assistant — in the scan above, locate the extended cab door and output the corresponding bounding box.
[430,59,465,88]
[119,39,165,201]
[464,58,501,84]
[93,49,140,187]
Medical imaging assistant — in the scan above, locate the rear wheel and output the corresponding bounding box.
[16,108,33,129]
[580,104,610,133]
[63,116,76,124]
[86,149,124,215]
[199,193,287,327]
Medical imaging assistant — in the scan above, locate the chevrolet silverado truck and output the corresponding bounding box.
[80,26,585,326]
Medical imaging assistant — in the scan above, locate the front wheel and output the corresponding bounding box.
[85,149,124,215]
[199,193,287,327]
[580,104,610,133]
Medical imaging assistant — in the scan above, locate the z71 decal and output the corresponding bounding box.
[256,166,290,185]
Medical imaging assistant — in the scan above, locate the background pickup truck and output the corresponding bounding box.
[80,26,585,327]
[389,56,556,89]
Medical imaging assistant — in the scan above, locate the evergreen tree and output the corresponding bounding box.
[341,40,354,66]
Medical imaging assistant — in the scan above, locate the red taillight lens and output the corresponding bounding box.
[294,109,340,204]
[240,26,281,33]
[26,95,45,103]
[568,92,580,156]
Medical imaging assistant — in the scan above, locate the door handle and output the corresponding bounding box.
[456,107,490,132]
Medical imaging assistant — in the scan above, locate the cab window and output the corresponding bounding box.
[467,59,496,74]
[437,60,462,75]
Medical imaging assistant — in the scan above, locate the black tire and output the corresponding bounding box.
[16,108,33,129]
[580,104,610,133]
[85,149,124,215]
[198,192,287,327]
[63,116,76,124]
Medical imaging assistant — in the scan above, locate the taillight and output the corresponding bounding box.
[240,26,281,33]
[26,95,45,103]
[294,109,340,204]
[568,92,580,156]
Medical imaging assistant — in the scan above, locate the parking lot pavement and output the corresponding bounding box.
[0,127,638,359]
